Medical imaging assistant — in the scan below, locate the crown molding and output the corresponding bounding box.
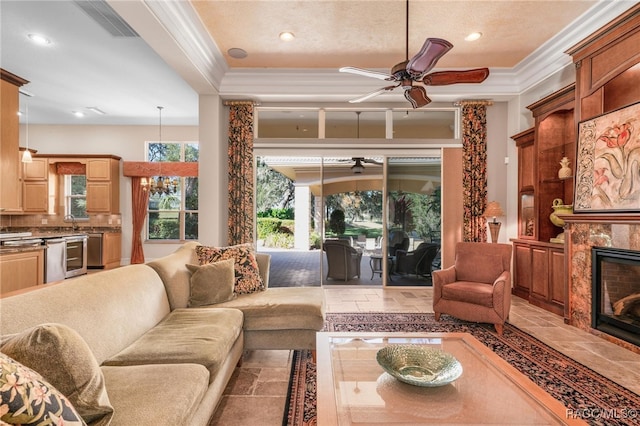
[143,0,636,104]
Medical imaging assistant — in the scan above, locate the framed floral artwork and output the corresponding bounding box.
[574,101,640,212]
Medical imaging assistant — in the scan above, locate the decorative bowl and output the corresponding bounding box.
[376,345,463,387]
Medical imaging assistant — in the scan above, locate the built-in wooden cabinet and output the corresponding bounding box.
[86,157,120,214]
[103,232,122,269]
[0,248,45,295]
[511,84,575,317]
[0,69,29,213]
[22,157,49,213]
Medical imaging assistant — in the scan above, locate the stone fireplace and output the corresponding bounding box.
[563,218,640,353]
[591,246,640,347]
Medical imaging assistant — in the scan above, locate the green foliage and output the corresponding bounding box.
[257,207,294,219]
[148,214,179,239]
[309,232,321,249]
[257,218,282,239]
[256,158,295,212]
[264,232,294,249]
[328,209,346,235]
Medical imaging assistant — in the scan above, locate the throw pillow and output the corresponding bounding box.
[196,244,265,294]
[186,258,237,307]
[0,352,85,426]
[0,324,113,426]
[455,252,504,284]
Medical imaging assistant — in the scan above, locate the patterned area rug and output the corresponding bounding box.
[283,312,640,426]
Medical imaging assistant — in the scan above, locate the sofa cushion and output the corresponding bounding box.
[212,287,325,331]
[186,259,236,307]
[0,352,85,425]
[103,308,243,382]
[442,281,494,307]
[101,363,208,426]
[0,324,113,426]
[455,252,503,284]
[196,244,265,294]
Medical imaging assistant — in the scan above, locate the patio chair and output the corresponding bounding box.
[395,242,440,278]
[388,230,410,256]
[323,240,362,281]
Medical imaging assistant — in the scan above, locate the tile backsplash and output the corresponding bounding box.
[0,213,122,231]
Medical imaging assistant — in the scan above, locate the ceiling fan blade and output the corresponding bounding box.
[422,68,490,85]
[404,86,431,109]
[348,85,399,103]
[339,67,393,81]
[362,158,383,165]
[406,38,453,79]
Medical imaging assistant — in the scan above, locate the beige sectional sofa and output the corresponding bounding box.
[0,242,325,426]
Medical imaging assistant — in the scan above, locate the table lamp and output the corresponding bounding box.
[483,201,505,243]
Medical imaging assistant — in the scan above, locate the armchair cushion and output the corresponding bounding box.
[455,252,503,284]
[441,282,494,307]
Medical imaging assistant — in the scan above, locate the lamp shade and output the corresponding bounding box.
[483,201,504,218]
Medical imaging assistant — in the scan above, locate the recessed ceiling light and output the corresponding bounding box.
[27,33,51,45]
[465,32,483,42]
[73,111,85,118]
[228,48,248,59]
[279,31,295,41]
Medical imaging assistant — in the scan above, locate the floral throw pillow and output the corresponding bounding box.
[195,244,265,294]
[0,352,85,426]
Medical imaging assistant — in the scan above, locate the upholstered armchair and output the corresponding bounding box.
[323,240,363,281]
[395,242,440,278]
[432,242,513,335]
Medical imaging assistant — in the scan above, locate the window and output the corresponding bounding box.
[65,175,87,219]
[146,142,198,240]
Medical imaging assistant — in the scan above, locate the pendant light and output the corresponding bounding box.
[148,106,178,195]
[22,102,32,163]
[351,112,364,174]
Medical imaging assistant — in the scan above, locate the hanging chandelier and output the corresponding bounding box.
[144,106,178,195]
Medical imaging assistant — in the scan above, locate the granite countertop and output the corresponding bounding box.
[0,245,46,255]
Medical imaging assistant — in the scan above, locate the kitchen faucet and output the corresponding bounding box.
[64,214,79,231]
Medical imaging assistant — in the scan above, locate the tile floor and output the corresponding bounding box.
[210,287,640,425]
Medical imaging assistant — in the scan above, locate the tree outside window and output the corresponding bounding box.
[65,175,87,219]
[146,141,198,240]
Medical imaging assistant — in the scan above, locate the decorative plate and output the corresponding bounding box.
[376,345,463,387]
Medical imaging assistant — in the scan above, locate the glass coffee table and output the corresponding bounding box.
[316,332,586,425]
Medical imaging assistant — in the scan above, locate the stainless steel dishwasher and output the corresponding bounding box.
[87,233,103,268]
[44,238,66,283]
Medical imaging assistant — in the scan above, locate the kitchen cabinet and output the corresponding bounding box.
[0,69,29,213]
[22,157,49,213]
[0,248,45,295]
[86,157,120,213]
[103,232,121,269]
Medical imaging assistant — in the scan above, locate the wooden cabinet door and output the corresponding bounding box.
[0,249,45,295]
[23,158,48,180]
[530,247,550,300]
[0,79,22,212]
[86,159,111,180]
[102,232,121,269]
[86,182,111,212]
[549,248,565,306]
[512,243,531,299]
[23,181,48,212]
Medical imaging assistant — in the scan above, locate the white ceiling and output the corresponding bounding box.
[1,0,635,126]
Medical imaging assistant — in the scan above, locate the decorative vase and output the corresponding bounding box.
[549,198,572,242]
[558,157,572,179]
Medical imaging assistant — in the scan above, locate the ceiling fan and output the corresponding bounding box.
[345,157,382,174]
[339,1,489,108]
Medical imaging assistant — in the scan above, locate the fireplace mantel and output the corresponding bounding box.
[558,213,640,224]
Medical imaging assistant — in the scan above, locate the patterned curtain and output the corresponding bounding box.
[460,101,492,242]
[130,177,149,264]
[226,101,255,245]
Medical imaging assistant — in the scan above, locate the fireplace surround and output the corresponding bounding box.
[592,246,640,347]
[563,218,640,353]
